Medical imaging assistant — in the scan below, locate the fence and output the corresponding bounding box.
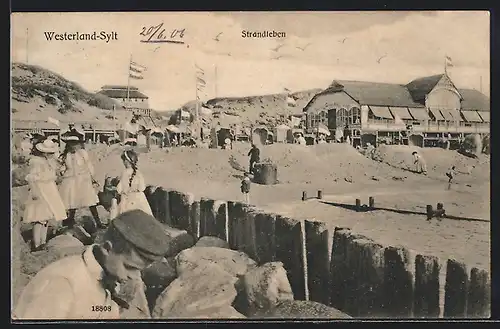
[144,185,490,318]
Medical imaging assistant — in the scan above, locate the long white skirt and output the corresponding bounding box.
[59,174,99,209]
[23,181,67,223]
[118,192,153,217]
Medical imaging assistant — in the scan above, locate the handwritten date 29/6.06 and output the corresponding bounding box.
[139,23,185,44]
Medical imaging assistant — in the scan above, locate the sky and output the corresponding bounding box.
[11,11,490,111]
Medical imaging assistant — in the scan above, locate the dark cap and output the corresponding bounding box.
[110,209,171,260]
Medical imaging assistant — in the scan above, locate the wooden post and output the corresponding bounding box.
[227,201,245,250]
[144,186,158,218]
[92,129,96,143]
[355,199,361,211]
[414,255,441,318]
[200,198,217,237]
[214,201,229,242]
[467,268,490,318]
[369,196,375,209]
[317,190,323,199]
[426,205,433,220]
[302,191,307,201]
[383,246,415,317]
[444,259,469,318]
[329,227,352,311]
[304,220,330,305]
[254,212,276,264]
[189,201,201,240]
[275,215,307,301]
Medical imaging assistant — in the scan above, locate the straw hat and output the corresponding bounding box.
[61,128,84,142]
[35,139,59,153]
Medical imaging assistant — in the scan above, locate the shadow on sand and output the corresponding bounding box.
[319,200,488,223]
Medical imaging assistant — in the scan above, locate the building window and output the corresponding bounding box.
[350,107,361,125]
[318,111,328,125]
[337,108,348,127]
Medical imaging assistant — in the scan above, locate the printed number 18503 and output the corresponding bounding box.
[92,305,112,312]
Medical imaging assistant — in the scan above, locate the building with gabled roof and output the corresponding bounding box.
[303,72,489,147]
[97,85,151,116]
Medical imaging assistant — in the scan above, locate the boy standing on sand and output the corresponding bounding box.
[241,173,251,204]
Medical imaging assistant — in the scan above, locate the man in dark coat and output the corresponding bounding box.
[248,144,260,174]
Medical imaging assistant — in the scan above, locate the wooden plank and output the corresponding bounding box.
[189,201,201,240]
[467,268,490,318]
[383,246,414,317]
[414,255,441,318]
[254,212,276,264]
[444,259,469,318]
[199,198,217,237]
[227,201,245,250]
[349,238,385,318]
[329,227,352,311]
[275,215,307,301]
[214,201,229,242]
[304,220,330,306]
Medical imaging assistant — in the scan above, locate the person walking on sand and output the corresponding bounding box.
[59,129,106,231]
[446,165,457,189]
[115,149,153,217]
[12,210,173,320]
[412,151,427,175]
[248,143,260,174]
[23,139,67,252]
[241,172,251,204]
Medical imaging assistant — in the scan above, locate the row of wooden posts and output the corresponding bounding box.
[144,185,490,318]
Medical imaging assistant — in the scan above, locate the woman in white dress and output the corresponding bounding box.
[115,149,153,217]
[23,139,67,251]
[58,129,106,229]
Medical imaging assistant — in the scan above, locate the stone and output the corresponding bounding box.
[233,261,294,316]
[251,300,352,319]
[142,257,178,310]
[162,224,195,258]
[152,265,244,319]
[45,234,84,250]
[195,236,230,249]
[117,279,152,319]
[175,246,257,277]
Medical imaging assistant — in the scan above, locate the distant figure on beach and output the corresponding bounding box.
[23,139,67,252]
[412,151,427,175]
[248,144,260,174]
[116,149,153,216]
[241,172,251,204]
[446,166,456,189]
[365,142,375,159]
[297,134,307,145]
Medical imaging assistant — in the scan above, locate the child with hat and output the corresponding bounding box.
[58,128,106,230]
[23,139,67,251]
[115,149,153,217]
[240,172,251,204]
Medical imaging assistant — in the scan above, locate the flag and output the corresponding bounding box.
[129,60,146,80]
[197,76,206,86]
[47,116,60,127]
[445,55,453,67]
[284,87,291,93]
[195,64,204,74]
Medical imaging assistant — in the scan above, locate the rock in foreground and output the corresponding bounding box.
[195,236,230,249]
[252,300,352,319]
[175,246,257,277]
[152,265,244,319]
[233,261,294,316]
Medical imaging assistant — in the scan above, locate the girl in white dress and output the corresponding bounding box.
[115,149,153,217]
[23,139,67,251]
[58,129,106,229]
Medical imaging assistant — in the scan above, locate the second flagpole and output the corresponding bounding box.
[127,54,132,112]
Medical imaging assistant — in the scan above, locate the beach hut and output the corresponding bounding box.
[252,126,269,145]
[274,124,290,143]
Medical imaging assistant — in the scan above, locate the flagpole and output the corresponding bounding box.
[444,56,447,75]
[26,28,29,64]
[480,75,483,93]
[214,65,218,98]
[127,54,132,112]
[195,65,199,139]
